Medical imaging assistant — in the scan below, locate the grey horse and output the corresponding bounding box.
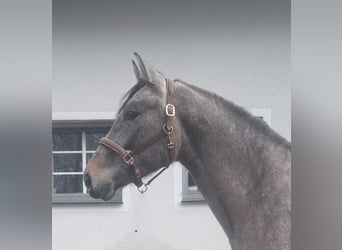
[84,53,291,250]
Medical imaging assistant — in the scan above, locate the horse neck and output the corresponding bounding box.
[174,81,291,249]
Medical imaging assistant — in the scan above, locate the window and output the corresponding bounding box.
[182,167,205,202]
[181,108,271,202]
[52,124,122,204]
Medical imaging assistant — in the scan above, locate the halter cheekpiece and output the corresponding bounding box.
[99,78,176,193]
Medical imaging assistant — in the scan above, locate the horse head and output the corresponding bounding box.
[84,53,181,200]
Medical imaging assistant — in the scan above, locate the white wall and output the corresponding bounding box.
[52,1,290,249]
[53,163,229,250]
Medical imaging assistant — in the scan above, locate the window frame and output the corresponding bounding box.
[181,108,272,202]
[52,112,122,204]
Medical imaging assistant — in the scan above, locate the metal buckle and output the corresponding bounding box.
[135,168,142,178]
[165,104,175,117]
[123,151,134,165]
[137,183,148,194]
[167,134,175,149]
[168,142,175,149]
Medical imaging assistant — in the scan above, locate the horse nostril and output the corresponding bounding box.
[84,172,92,190]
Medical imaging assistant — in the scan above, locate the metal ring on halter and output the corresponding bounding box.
[163,124,173,134]
[137,183,148,193]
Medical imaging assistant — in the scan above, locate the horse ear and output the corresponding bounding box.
[132,60,140,80]
[132,52,166,87]
[133,52,148,77]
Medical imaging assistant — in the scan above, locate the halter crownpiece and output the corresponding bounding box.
[99,78,176,193]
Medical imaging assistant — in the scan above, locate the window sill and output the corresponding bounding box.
[181,191,205,202]
[52,191,122,204]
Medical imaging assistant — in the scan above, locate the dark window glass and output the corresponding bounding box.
[188,173,196,187]
[53,175,83,194]
[86,128,108,150]
[53,130,82,151]
[53,153,82,172]
[52,126,112,198]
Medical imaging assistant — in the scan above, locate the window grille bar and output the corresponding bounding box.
[82,131,87,194]
[52,151,83,154]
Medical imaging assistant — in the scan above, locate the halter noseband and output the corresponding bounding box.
[98,78,176,193]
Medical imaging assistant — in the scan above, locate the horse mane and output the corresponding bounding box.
[117,80,148,114]
[118,78,290,149]
[175,79,291,149]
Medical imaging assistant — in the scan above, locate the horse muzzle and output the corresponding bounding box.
[83,169,115,201]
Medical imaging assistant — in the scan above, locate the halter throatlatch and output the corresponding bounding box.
[99,78,176,193]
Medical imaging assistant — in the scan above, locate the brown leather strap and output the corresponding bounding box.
[100,137,142,185]
[165,78,175,131]
[165,78,176,161]
[99,137,127,156]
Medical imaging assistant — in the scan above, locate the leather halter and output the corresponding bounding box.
[99,78,176,193]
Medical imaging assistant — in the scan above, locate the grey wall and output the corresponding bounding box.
[53,0,290,139]
[52,0,290,249]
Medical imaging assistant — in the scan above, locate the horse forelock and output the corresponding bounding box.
[117,80,147,114]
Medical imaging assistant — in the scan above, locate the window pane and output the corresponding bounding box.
[86,128,109,150]
[53,153,82,172]
[53,129,82,151]
[53,174,83,194]
[188,173,196,186]
[188,173,198,191]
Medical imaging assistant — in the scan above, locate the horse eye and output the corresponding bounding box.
[125,110,139,120]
